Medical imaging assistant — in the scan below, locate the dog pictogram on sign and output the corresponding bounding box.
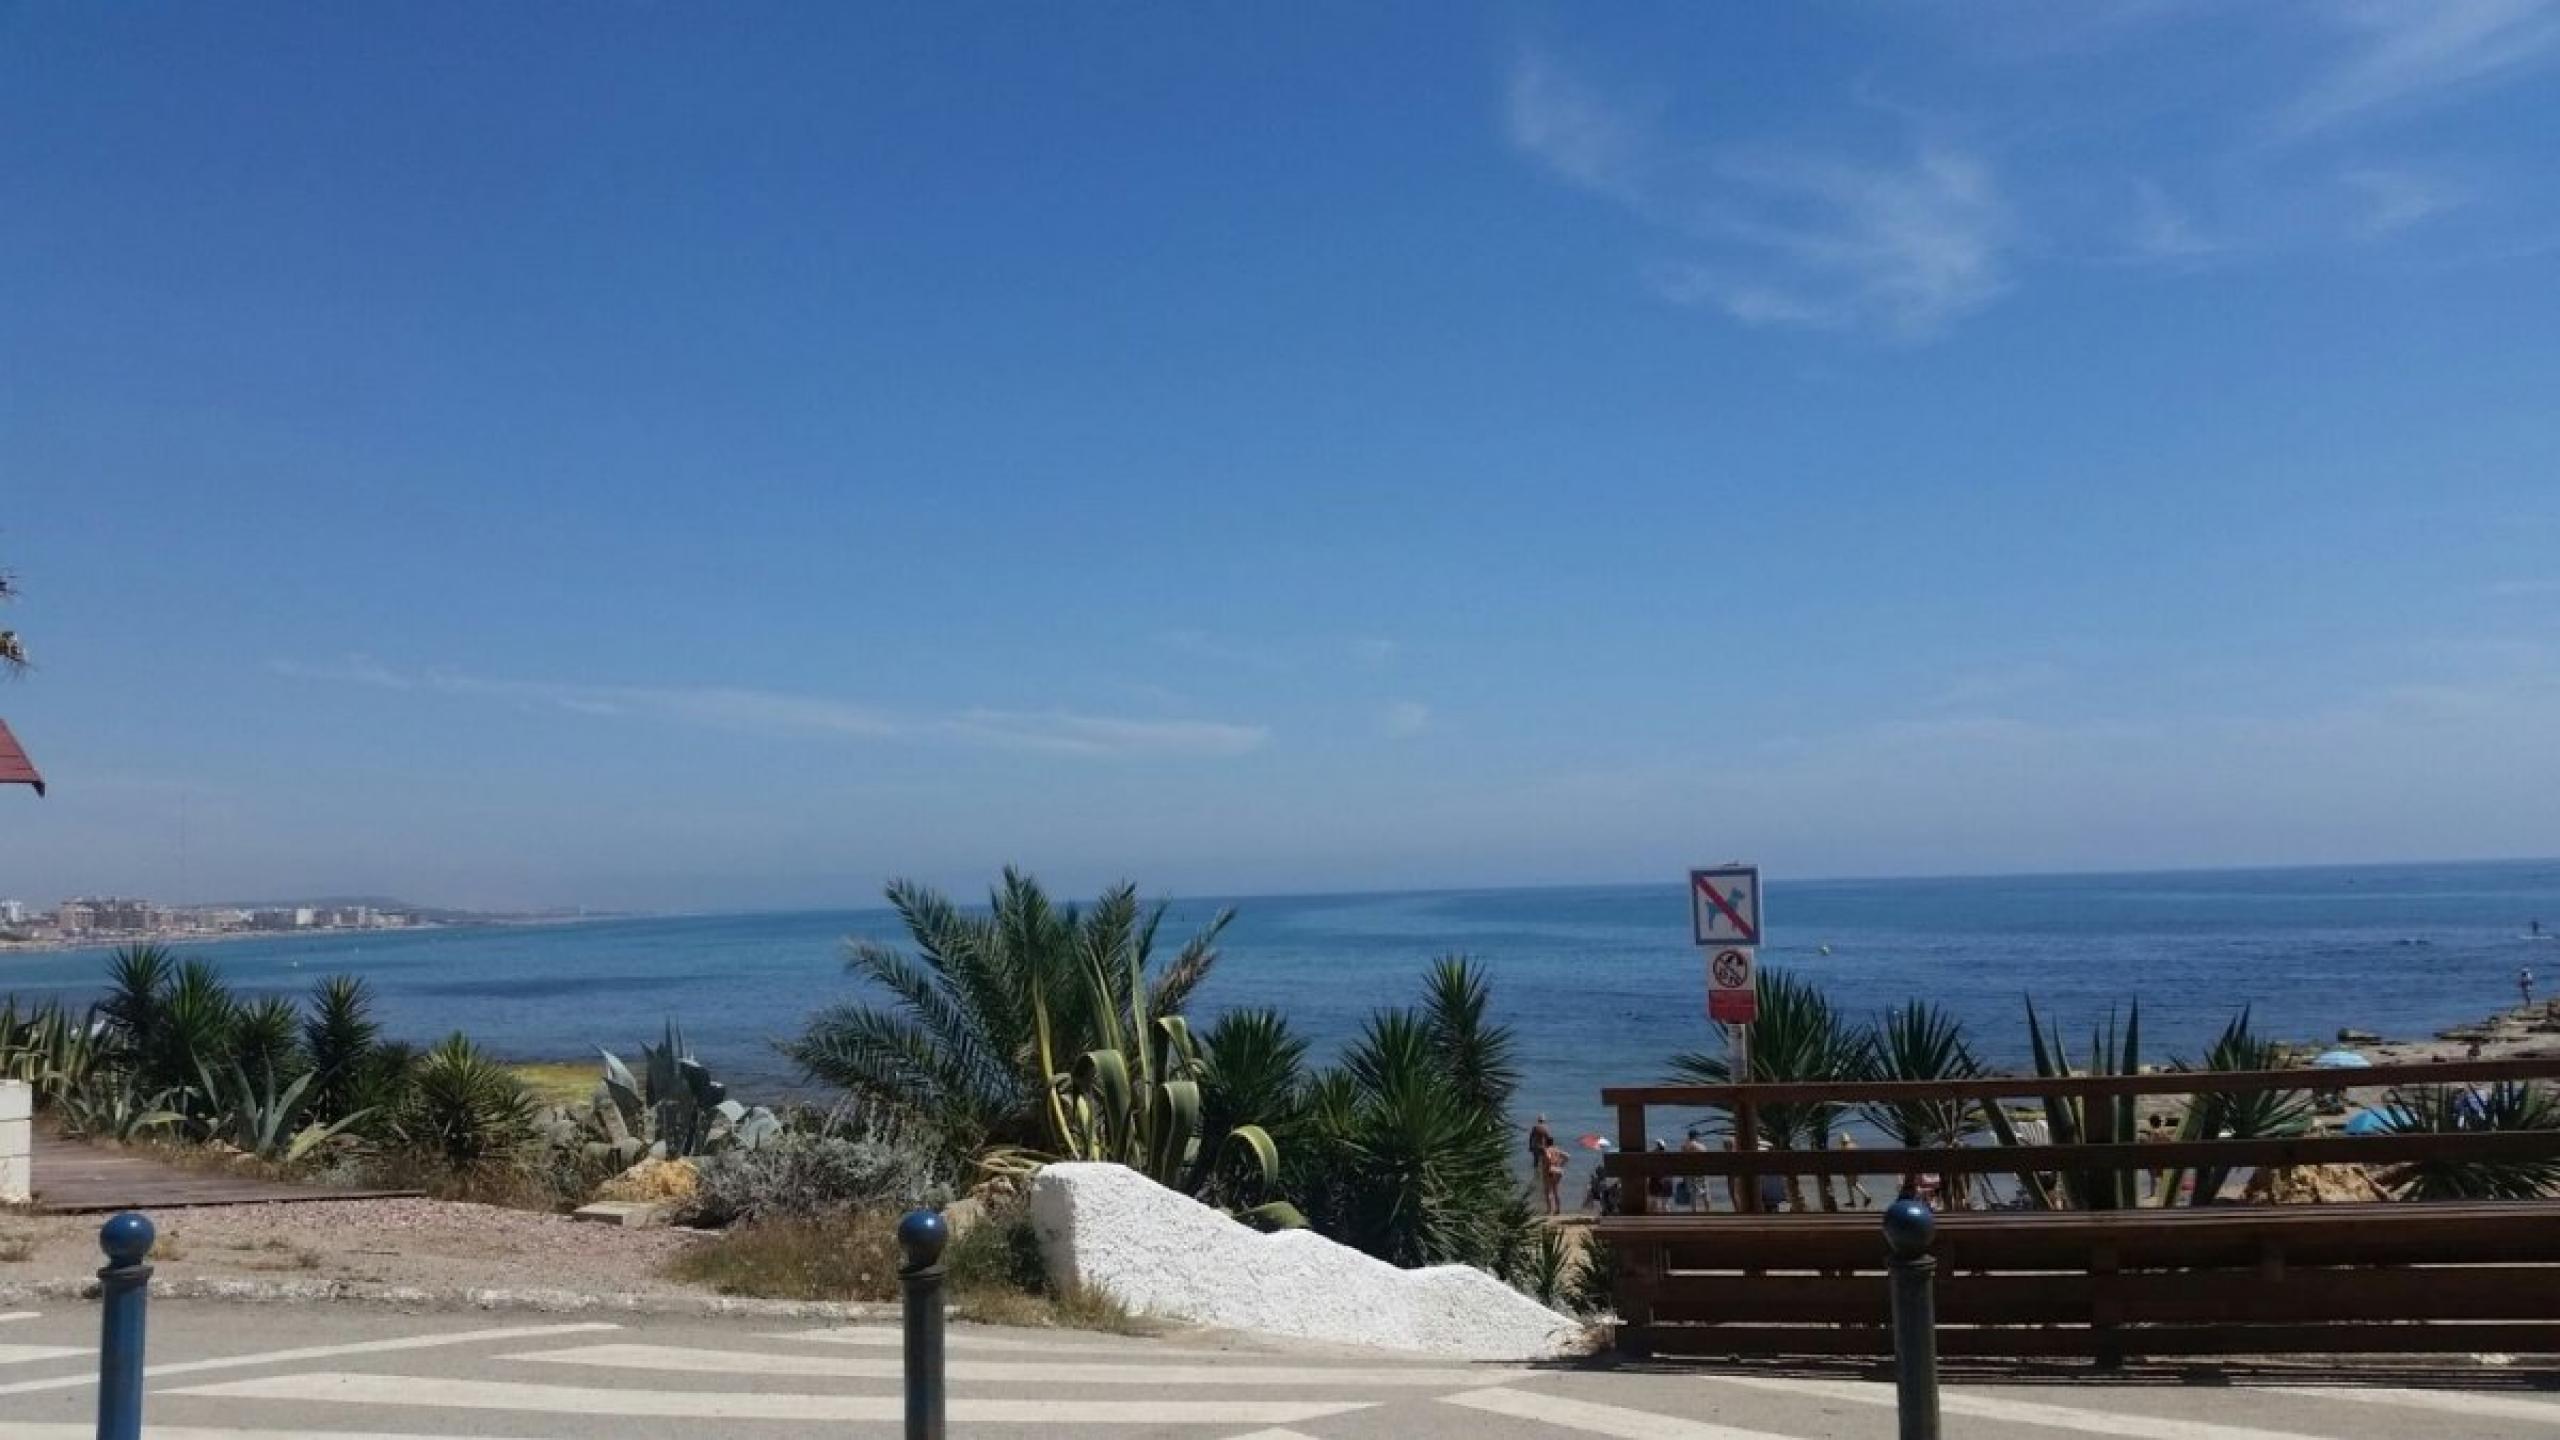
[1690,866,1761,947]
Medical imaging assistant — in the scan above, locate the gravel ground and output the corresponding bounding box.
[0,1196,717,1301]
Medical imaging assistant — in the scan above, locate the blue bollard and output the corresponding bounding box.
[1882,1191,1940,1440]
[897,1208,949,1440]
[96,1211,155,1440]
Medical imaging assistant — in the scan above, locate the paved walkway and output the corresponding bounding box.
[26,1133,417,1213]
[6,1303,2560,1437]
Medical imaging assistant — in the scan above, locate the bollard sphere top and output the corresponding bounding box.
[897,1207,950,1267]
[98,1211,157,1266]
[1881,1195,1935,1259]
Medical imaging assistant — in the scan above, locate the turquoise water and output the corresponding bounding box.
[6,860,2556,1153]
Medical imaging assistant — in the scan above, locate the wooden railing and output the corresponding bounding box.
[1603,1055,2560,1215]
[1595,1055,2560,1358]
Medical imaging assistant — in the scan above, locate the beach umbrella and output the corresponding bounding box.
[2343,1106,2411,1136]
[0,719,41,797]
[2312,1049,2372,1069]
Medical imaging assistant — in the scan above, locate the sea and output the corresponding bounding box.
[7,860,2557,1154]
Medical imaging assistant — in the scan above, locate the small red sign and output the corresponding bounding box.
[1709,987,1757,1024]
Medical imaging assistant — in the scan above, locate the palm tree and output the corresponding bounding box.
[2381,1082,2560,1201]
[1669,965,1865,1211]
[1862,1000,1982,1203]
[783,869,1231,1167]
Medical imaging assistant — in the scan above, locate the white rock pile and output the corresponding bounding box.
[1028,1162,1586,1360]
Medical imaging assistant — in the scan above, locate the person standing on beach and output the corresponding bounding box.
[2524,967,2537,1008]
[1539,1138,1568,1216]
[1528,1114,1554,1173]
[1679,1129,1709,1212]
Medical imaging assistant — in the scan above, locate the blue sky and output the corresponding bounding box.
[4,2,2558,911]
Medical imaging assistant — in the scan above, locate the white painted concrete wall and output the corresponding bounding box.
[1029,1162,1586,1360]
[0,1078,31,1203]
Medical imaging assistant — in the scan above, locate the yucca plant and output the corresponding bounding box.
[395,1033,533,1173]
[230,995,304,1082]
[299,975,383,1124]
[2158,1007,2308,1207]
[1669,965,1866,1211]
[2381,1082,2560,1201]
[1291,960,1524,1270]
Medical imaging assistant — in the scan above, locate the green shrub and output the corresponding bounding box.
[394,1033,533,1173]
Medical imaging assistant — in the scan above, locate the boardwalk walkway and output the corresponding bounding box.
[26,1131,418,1213]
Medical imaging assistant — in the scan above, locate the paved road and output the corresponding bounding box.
[7,1302,2560,1438]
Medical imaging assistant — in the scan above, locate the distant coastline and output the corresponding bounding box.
[0,910,627,960]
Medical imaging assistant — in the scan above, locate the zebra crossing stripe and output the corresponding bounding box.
[512,1340,1526,1388]
[172,1372,1377,1425]
[0,1321,620,1398]
[0,1311,41,1324]
[1440,1386,1818,1439]
[1713,1374,2349,1440]
[13,1426,557,1440]
[0,1343,88,1367]
[778,1325,1228,1357]
[2277,1387,2560,1425]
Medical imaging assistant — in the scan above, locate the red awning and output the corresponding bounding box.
[0,718,44,796]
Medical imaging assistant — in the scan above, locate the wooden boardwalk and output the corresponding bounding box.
[26,1131,420,1213]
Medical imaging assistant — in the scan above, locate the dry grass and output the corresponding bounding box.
[506,1062,597,1106]
[666,1207,1153,1335]
[0,1231,33,1263]
[951,1282,1156,1336]
[668,1216,902,1302]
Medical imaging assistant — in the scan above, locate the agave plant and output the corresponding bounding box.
[999,903,1300,1225]
[1983,998,2142,1211]
[53,1071,184,1143]
[551,1020,781,1169]
[2157,1007,2309,1207]
[785,871,1231,1167]
[1,996,98,1104]
[2381,1082,2560,1201]
[195,1058,372,1164]
[1669,965,1866,1211]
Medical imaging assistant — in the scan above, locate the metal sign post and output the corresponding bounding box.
[1693,866,1764,1211]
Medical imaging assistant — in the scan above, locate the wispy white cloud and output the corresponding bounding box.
[2123,179,2226,263]
[1380,700,1432,739]
[269,657,1267,759]
[1506,49,2012,338]
[2275,0,2560,140]
[1504,50,1658,206]
[2342,167,2471,235]
[948,709,1268,758]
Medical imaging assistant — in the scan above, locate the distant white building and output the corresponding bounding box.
[0,899,24,925]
